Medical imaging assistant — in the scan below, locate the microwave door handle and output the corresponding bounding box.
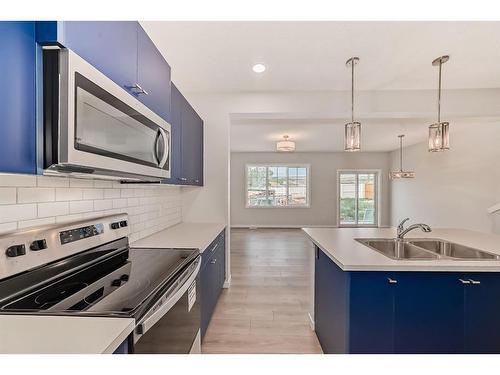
[157,128,169,168]
[153,130,162,165]
[136,258,200,338]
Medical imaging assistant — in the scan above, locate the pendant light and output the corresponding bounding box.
[344,57,361,151]
[276,135,295,152]
[428,55,450,152]
[390,135,415,179]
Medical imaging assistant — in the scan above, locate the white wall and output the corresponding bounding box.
[0,174,182,243]
[390,122,500,234]
[231,152,392,227]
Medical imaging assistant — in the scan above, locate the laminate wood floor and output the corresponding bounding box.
[201,228,322,354]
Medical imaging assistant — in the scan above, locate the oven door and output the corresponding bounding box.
[132,257,201,354]
[44,48,170,180]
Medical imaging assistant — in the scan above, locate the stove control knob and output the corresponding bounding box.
[119,220,128,228]
[30,239,47,251]
[6,244,26,257]
[111,279,122,287]
[120,274,129,282]
[110,222,120,230]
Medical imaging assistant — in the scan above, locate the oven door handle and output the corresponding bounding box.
[136,257,200,337]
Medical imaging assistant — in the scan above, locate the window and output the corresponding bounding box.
[246,165,309,207]
[338,171,378,226]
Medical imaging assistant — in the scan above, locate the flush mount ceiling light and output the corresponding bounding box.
[428,55,450,152]
[252,63,266,73]
[276,135,295,152]
[390,135,415,179]
[344,57,361,152]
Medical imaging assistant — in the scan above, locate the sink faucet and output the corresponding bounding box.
[397,218,432,239]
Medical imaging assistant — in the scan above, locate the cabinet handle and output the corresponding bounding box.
[459,278,471,284]
[469,279,481,285]
[194,179,200,183]
[125,83,149,96]
[210,242,219,253]
[210,259,217,264]
[178,177,188,182]
[387,278,398,284]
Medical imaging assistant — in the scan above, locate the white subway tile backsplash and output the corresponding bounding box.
[69,200,94,214]
[83,189,104,200]
[18,217,56,229]
[0,174,36,187]
[0,204,37,223]
[112,198,128,209]
[93,180,113,188]
[37,176,69,188]
[55,213,84,224]
[0,174,182,242]
[56,188,83,201]
[38,202,70,218]
[0,188,17,204]
[104,189,121,199]
[18,188,55,203]
[94,199,113,210]
[69,179,94,188]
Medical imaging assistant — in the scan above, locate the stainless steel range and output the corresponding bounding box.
[0,214,201,354]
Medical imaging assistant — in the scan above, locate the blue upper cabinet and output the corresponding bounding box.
[180,99,204,186]
[0,22,36,174]
[136,25,171,122]
[36,21,171,122]
[163,83,204,186]
[162,84,182,184]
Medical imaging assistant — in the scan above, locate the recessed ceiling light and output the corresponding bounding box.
[252,63,266,73]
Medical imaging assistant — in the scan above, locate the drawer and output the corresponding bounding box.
[202,230,224,267]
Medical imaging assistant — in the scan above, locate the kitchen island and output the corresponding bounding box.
[302,227,500,354]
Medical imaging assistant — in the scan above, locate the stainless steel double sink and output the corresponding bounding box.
[355,238,500,261]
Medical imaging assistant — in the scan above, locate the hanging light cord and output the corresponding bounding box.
[437,59,442,123]
[399,136,403,171]
[351,60,355,123]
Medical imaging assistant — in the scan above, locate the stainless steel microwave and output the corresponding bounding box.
[42,48,171,181]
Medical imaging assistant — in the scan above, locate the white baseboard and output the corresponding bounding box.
[223,275,232,288]
[308,312,315,331]
[231,224,337,229]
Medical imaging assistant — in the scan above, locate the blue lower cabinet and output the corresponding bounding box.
[0,21,36,174]
[393,272,464,354]
[464,273,500,353]
[200,229,226,340]
[314,247,349,353]
[349,272,395,353]
[314,247,500,354]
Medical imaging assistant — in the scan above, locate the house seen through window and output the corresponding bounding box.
[246,165,309,207]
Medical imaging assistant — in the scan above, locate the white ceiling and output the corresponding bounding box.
[230,118,495,153]
[141,21,500,152]
[142,21,500,92]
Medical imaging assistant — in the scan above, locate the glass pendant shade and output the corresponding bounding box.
[276,135,295,152]
[390,134,415,179]
[428,121,450,152]
[344,121,361,151]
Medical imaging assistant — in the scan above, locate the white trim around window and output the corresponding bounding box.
[245,163,311,208]
[336,169,381,227]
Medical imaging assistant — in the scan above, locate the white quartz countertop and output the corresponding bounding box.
[131,222,226,252]
[0,315,134,354]
[302,227,500,271]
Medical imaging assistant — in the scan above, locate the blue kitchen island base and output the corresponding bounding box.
[314,246,500,354]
